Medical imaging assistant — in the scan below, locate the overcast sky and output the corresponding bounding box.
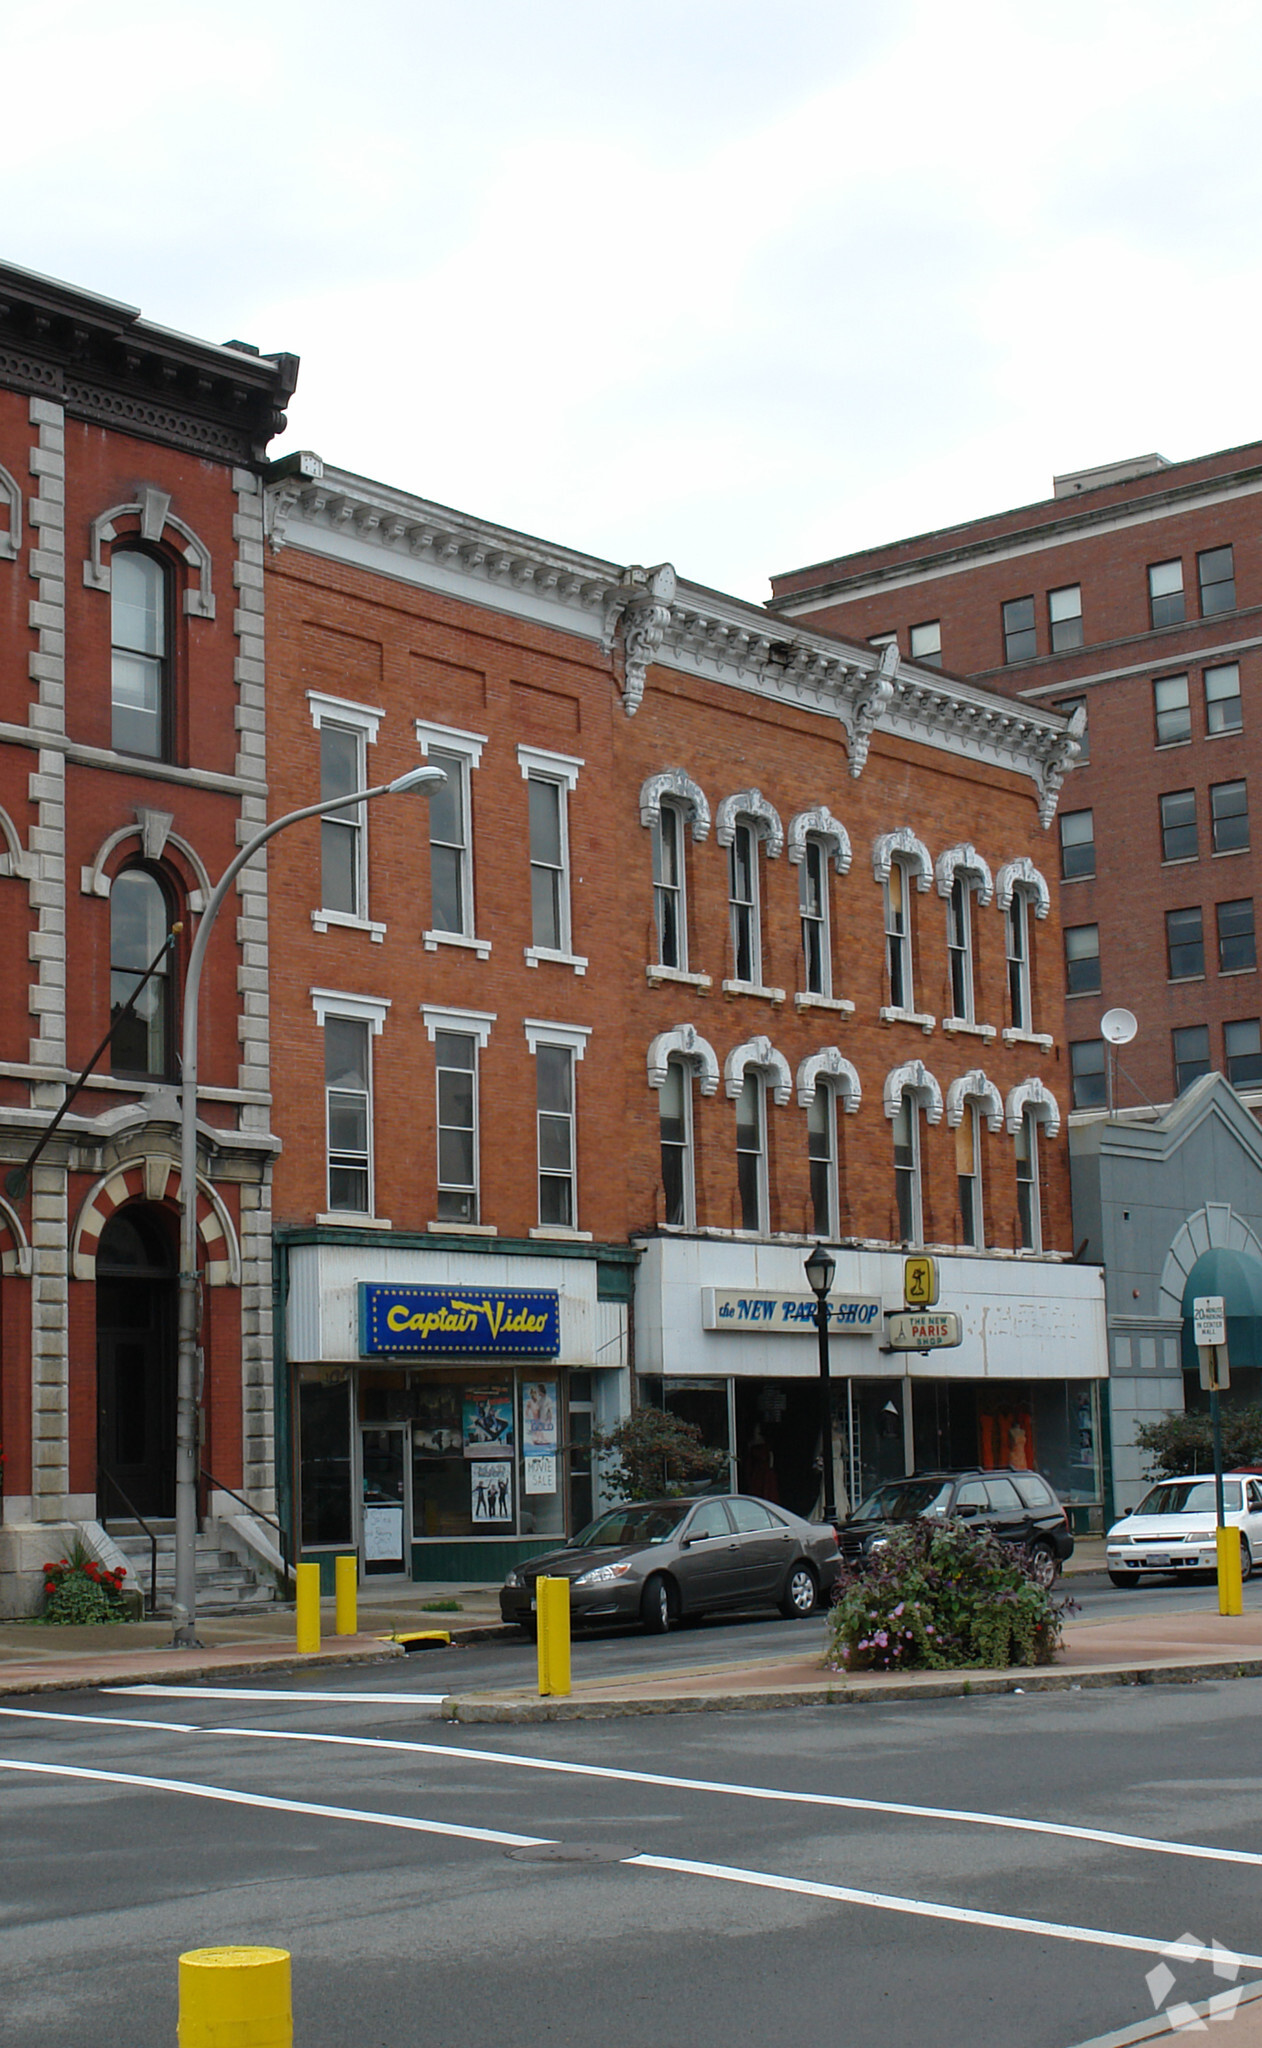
[8,1,1262,600]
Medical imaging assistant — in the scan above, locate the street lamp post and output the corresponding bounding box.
[171,764,446,1646]
[804,1241,838,1526]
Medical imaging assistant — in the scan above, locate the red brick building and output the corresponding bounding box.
[0,263,295,1612]
[264,457,1106,1583]
[768,444,1262,1118]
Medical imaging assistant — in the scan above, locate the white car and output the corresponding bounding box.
[1106,1472,1262,1587]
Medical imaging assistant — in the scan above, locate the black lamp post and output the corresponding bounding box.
[804,1242,837,1524]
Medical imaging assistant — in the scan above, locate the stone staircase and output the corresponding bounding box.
[107,1523,285,1617]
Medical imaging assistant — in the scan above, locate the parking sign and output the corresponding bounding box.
[1193,1296,1227,1348]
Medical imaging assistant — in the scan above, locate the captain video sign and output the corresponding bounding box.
[359,1284,560,1358]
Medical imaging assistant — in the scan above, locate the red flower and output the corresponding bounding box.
[44,1580,56,1593]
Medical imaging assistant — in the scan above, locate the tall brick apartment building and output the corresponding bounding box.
[263,456,1105,1585]
[0,264,295,1613]
[768,444,1262,1118]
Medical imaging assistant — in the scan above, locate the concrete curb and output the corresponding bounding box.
[0,1640,405,1697]
[1069,1977,1262,2045]
[438,1653,1262,1722]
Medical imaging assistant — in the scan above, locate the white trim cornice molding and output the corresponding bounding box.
[935,842,995,904]
[724,1035,793,1105]
[872,828,933,889]
[945,1069,1004,1131]
[884,1059,944,1123]
[715,789,784,859]
[796,1047,861,1112]
[265,464,1079,811]
[787,807,852,873]
[646,1024,720,1095]
[996,856,1051,919]
[639,769,711,840]
[1006,1076,1061,1139]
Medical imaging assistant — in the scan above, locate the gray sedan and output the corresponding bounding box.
[499,1493,842,1635]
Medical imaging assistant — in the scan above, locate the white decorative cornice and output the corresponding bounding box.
[724,1035,793,1106]
[795,1048,861,1112]
[945,1069,1004,1131]
[604,563,677,716]
[872,828,933,890]
[995,856,1051,920]
[935,842,995,904]
[883,1059,944,1123]
[1006,1076,1061,1139]
[639,769,711,841]
[265,463,1080,808]
[0,459,21,562]
[787,807,851,873]
[646,1024,721,1095]
[715,789,784,860]
[83,490,215,618]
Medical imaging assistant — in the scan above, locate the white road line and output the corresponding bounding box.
[6,1703,1258,1875]
[107,1686,447,1705]
[2,1752,1257,1969]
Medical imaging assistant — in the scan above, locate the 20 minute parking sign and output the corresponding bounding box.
[1193,1295,1227,1348]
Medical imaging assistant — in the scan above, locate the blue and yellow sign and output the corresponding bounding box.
[359,1283,560,1358]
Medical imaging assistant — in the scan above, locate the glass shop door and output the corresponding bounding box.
[361,1424,410,1577]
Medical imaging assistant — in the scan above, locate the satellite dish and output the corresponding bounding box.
[1101,1007,1138,1046]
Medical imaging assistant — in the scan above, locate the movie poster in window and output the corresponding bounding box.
[413,1386,462,1457]
[471,1460,513,1523]
[463,1388,513,1458]
[522,1379,558,1453]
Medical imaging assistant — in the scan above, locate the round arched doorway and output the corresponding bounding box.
[96,1204,177,1520]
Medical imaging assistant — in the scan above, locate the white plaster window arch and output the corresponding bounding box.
[0,1192,32,1276]
[0,458,22,563]
[639,769,711,842]
[996,856,1052,920]
[945,1069,1005,1131]
[883,1059,944,1124]
[1005,1077,1061,1139]
[715,789,784,859]
[935,843,995,905]
[84,485,215,618]
[795,1048,861,1113]
[787,808,852,874]
[0,805,34,881]
[871,827,933,890]
[71,1161,240,1286]
[80,814,211,911]
[724,1035,793,1105]
[1160,1203,1262,1318]
[647,1025,720,1095]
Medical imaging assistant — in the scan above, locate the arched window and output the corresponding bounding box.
[110,867,175,1077]
[111,549,170,759]
[653,801,688,971]
[659,1056,695,1227]
[735,1071,767,1232]
[1016,1111,1041,1251]
[892,1093,923,1244]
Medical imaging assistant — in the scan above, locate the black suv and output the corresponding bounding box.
[839,1469,1074,1587]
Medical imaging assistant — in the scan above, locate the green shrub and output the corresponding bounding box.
[825,1520,1071,1673]
[40,1540,130,1625]
[1134,1405,1262,1479]
[591,1406,728,1501]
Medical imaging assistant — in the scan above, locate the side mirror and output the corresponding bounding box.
[955,1501,979,1517]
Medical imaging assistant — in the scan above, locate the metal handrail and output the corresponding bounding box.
[201,1467,292,1596]
[96,1466,159,1615]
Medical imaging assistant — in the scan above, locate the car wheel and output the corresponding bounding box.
[1242,1535,1254,1584]
[640,1573,673,1635]
[779,1561,818,1619]
[1108,1571,1142,1588]
[1027,1540,1059,1591]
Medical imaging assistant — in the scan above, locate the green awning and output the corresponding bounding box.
[1179,1246,1262,1374]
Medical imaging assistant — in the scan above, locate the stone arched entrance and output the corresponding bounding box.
[96,1204,177,1519]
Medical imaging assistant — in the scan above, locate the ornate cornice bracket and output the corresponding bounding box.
[1034,704,1085,829]
[601,563,677,716]
[844,641,899,779]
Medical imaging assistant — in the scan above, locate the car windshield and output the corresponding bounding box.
[853,1480,954,1522]
[571,1503,691,1549]
[1134,1479,1243,1516]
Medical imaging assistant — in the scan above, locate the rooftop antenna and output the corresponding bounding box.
[1100,1007,1138,1119]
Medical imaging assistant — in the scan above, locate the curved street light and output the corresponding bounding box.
[171,764,447,1645]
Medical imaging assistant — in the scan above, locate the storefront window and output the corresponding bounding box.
[298,1375,352,1546]
[912,1377,1101,1505]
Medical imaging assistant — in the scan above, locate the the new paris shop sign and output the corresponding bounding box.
[359,1284,561,1358]
[702,1289,881,1333]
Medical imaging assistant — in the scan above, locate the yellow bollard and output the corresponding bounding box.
[334,1552,358,1637]
[536,1574,571,1697]
[178,1945,292,2048]
[295,1560,321,1654]
[1217,1526,1244,1615]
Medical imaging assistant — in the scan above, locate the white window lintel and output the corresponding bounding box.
[523,1018,592,1058]
[421,1005,496,1048]
[307,691,384,742]
[310,987,391,1033]
[518,743,583,789]
[416,718,487,768]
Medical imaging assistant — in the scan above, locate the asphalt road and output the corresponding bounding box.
[3,1631,1262,2048]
